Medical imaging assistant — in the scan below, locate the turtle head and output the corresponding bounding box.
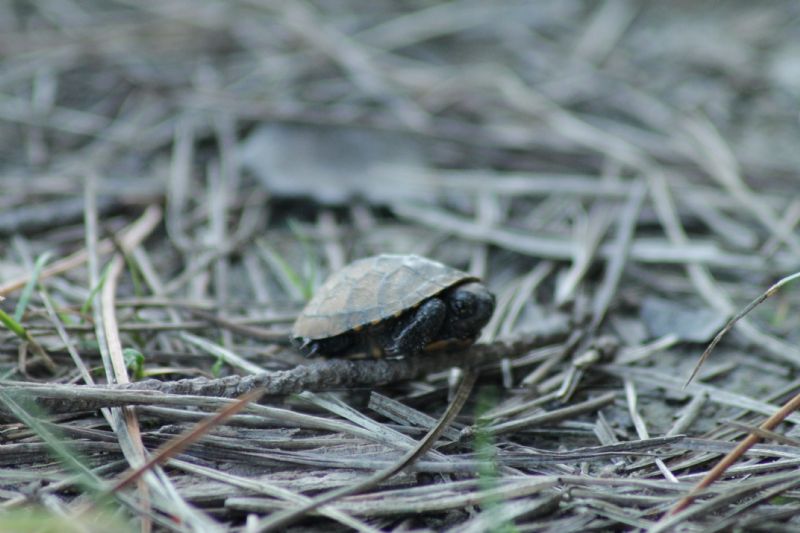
[441,281,495,341]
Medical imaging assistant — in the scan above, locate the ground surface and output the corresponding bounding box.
[2,1,800,532]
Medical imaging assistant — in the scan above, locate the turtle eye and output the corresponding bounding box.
[451,294,474,317]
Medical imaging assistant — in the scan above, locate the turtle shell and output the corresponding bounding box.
[292,254,477,341]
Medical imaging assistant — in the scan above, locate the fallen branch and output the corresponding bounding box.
[1,328,577,417]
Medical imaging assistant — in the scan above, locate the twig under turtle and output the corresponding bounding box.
[0,328,582,417]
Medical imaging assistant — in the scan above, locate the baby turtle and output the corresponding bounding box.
[292,254,495,358]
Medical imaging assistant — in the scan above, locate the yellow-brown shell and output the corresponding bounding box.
[292,254,476,340]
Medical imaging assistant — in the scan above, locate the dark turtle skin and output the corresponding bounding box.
[292,254,495,358]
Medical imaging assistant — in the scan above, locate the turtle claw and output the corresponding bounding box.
[294,337,318,357]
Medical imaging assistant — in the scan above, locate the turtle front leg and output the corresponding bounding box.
[298,332,353,357]
[383,298,447,356]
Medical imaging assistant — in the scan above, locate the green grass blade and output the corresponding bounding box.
[0,307,28,339]
[80,262,112,317]
[122,249,144,297]
[0,389,101,494]
[474,386,519,533]
[287,219,319,299]
[13,251,52,322]
[256,240,310,301]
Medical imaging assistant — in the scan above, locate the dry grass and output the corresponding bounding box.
[2,1,800,531]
